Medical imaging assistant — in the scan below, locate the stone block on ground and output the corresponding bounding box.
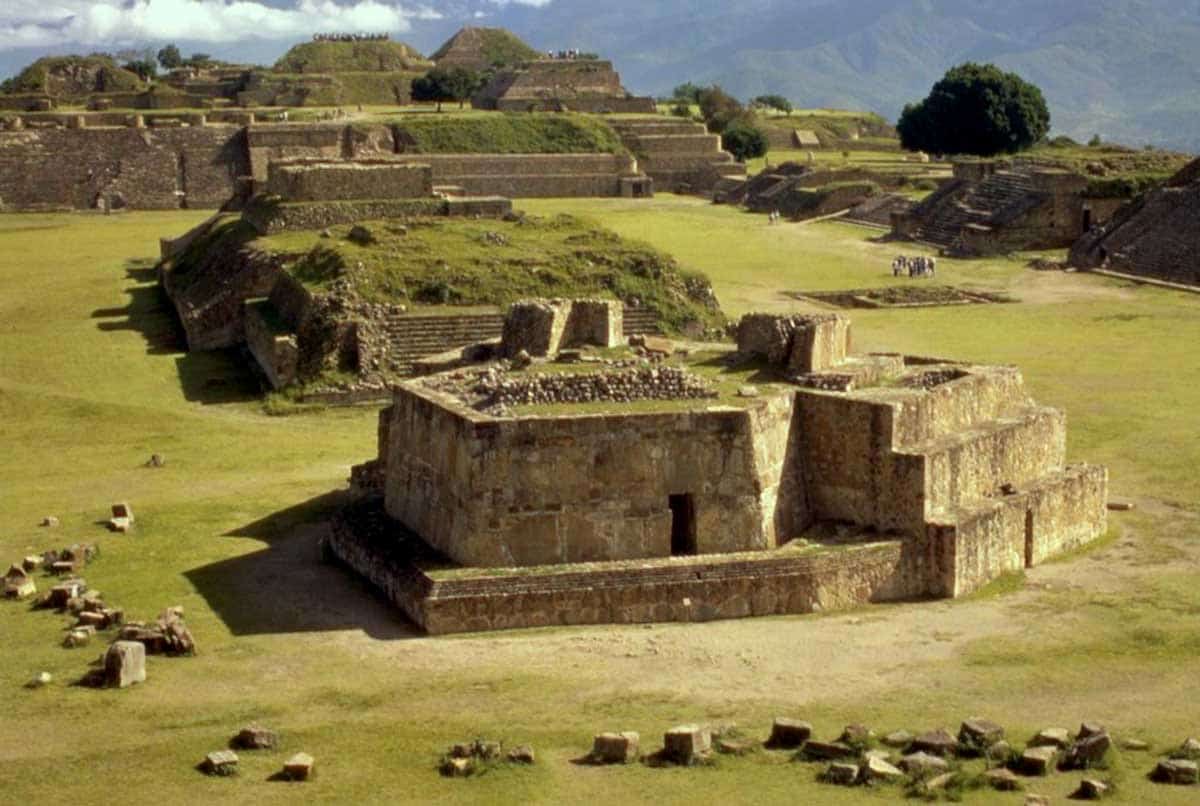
[283,752,314,781]
[765,717,812,749]
[506,745,535,764]
[1074,778,1110,799]
[1154,758,1199,785]
[1031,727,1070,748]
[881,730,913,748]
[1078,722,1107,740]
[899,751,950,777]
[1018,745,1058,776]
[591,732,639,764]
[1177,737,1200,758]
[911,729,958,757]
[202,750,239,776]
[663,724,711,765]
[1062,731,1112,769]
[22,555,43,572]
[824,761,860,785]
[1024,795,1051,806]
[987,740,1013,761]
[40,516,59,527]
[838,724,872,747]
[1120,738,1150,752]
[4,578,36,599]
[440,757,473,777]
[63,627,94,648]
[959,718,1005,751]
[27,671,52,688]
[233,725,278,750]
[860,755,903,783]
[803,740,856,761]
[104,640,146,688]
[984,767,1022,790]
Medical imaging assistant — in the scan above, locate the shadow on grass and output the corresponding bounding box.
[91,260,262,405]
[185,490,420,641]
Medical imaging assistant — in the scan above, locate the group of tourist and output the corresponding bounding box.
[892,255,936,277]
[547,49,586,60]
[312,33,390,42]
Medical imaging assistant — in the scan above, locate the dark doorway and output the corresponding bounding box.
[1024,509,1035,568]
[669,494,697,556]
[1082,207,1093,232]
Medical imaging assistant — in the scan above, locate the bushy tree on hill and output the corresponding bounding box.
[123,59,156,82]
[697,85,744,133]
[722,122,769,161]
[412,66,485,111]
[752,94,792,115]
[897,63,1050,156]
[671,82,703,105]
[156,44,182,70]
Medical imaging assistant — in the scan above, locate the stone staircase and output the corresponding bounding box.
[378,306,664,374]
[611,119,747,193]
[912,171,1046,250]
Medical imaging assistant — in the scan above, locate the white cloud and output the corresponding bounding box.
[0,0,442,50]
[487,0,553,7]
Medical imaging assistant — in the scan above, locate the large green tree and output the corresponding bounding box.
[411,67,484,111]
[156,44,182,69]
[897,63,1050,156]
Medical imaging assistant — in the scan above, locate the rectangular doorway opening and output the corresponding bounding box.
[1024,509,1035,568]
[669,494,697,556]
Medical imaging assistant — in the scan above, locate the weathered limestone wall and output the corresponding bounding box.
[265,160,432,201]
[927,463,1107,596]
[326,510,913,634]
[500,298,622,357]
[736,313,851,373]
[246,124,345,181]
[382,384,794,567]
[244,300,299,389]
[795,391,926,533]
[887,367,1030,446]
[0,124,245,210]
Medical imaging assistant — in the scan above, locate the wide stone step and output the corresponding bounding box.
[901,406,1066,513]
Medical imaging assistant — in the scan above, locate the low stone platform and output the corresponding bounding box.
[324,498,916,635]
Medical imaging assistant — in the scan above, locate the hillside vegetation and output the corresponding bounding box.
[4,55,144,97]
[273,40,431,74]
[258,213,723,332]
[394,113,627,155]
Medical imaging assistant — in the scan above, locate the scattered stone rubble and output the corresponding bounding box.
[108,502,134,532]
[489,366,716,409]
[439,738,535,777]
[116,606,197,656]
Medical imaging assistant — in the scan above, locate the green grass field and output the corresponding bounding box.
[1,202,1198,803]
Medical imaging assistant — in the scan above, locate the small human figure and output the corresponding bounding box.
[927,256,936,277]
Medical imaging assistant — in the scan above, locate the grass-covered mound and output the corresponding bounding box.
[757,108,895,146]
[431,26,541,69]
[394,113,626,154]
[273,40,431,74]
[258,213,722,333]
[3,55,145,98]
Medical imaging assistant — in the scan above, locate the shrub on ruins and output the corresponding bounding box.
[722,122,769,161]
[123,59,156,82]
[157,44,182,70]
[671,82,704,105]
[697,85,745,133]
[412,66,485,111]
[752,94,792,116]
[897,63,1050,157]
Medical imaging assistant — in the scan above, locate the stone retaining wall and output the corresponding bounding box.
[326,507,914,634]
[265,161,432,201]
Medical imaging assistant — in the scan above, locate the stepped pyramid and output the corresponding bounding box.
[611,118,747,194]
[1070,157,1200,286]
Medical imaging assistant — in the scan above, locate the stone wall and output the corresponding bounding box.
[244,299,299,389]
[381,384,802,567]
[500,298,622,357]
[489,366,716,408]
[326,507,915,634]
[265,160,432,201]
[736,313,850,373]
[0,124,245,210]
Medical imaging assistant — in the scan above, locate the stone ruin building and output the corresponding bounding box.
[327,308,1108,634]
[1069,157,1200,287]
[714,161,879,220]
[471,59,656,115]
[891,160,1128,256]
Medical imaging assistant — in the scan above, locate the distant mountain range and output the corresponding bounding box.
[3,0,1199,151]
[429,0,1200,152]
